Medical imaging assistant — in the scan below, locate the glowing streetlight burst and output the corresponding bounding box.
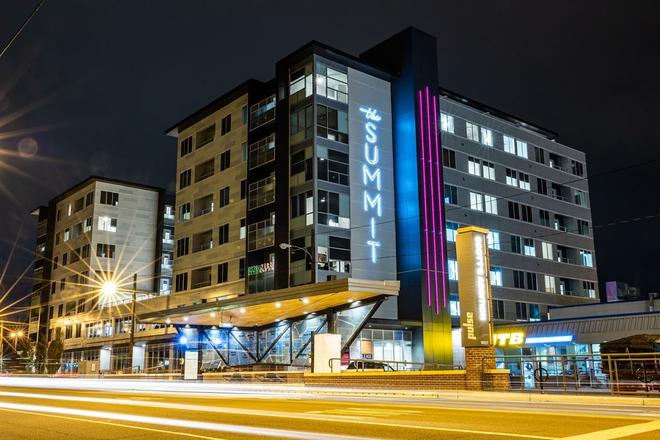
[102,282,117,296]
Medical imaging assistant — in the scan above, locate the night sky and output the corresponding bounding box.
[1,1,659,312]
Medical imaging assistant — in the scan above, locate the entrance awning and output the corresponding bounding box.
[139,278,399,328]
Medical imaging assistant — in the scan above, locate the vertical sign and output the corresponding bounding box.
[456,226,492,347]
[347,67,396,282]
[184,351,198,380]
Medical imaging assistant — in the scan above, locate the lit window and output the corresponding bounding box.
[469,192,483,211]
[468,157,481,176]
[580,250,593,267]
[487,231,500,250]
[529,304,540,321]
[541,242,553,260]
[503,136,515,154]
[480,128,493,146]
[441,113,454,133]
[518,172,530,191]
[482,161,495,180]
[516,140,528,158]
[98,216,117,232]
[450,298,460,317]
[316,63,348,103]
[490,267,502,286]
[444,185,458,205]
[446,222,459,242]
[545,275,556,293]
[523,238,535,257]
[484,195,498,215]
[506,168,518,187]
[466,122,479,142]
[448,259,458,281]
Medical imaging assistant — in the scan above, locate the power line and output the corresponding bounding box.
[0,0,46,60]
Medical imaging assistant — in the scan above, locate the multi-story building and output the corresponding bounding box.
[29,177,174,371]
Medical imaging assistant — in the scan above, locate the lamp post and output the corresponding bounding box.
[10,331,23,351]
[103,273,137,372]
[279,242,316,284]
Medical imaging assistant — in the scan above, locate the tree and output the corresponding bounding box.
[45,330,64,375]
[34,340,47,374]
[18,337,35,373]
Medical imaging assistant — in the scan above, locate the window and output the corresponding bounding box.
[55,232,60,245]
[100,191,118,206]
[239,258,245,279]
[448,259,458,281]
[317,147,348,185]
[249,134,275,169]
[482,161,495,180]
[508,202,520,220]
[180,136,193,157]
[247,218,275,251]
[219,186,230,208]
[443,148,456,169]
[291,191,314,226]
[505,168,518,187]
[77,298,85,314]
[250,95,276,130]
[217,262,228,284]
[58,303,64,317]
[577,220,590,237]
[240,180,247,200]
[521,204,533,222]
[85,191,94,207]
[56,208,62,222]
[248,176,275,210]
[487,231,500,250]
[580,250,593,267]
[516,140,528,158]
[440,113,454,133]
[493,300,505,319]
[574,190,587,206]
[315,63,348,103]
[480,128,493,146]
[60,278,65,292]
[523,238,535,256]
[178,203,191,222]
[469,192,483,211]
[96,244,115,258]
[192,230,213,252]
[468,157,481,176]
[446,222,459,242]
[516,302,528,321]
[240,218,246,239]
[195,159,214,183]
[572,160,584,177]
[84,217,92,232]
[318,190,350,228]
[450,296,460,317]
[510,235,523,254]
[539,209,550,227]
[317,104,348,144]
[179,169,191,189]
[541,242,553,260]
[241,142,248,162]
[98,216,117,232]
[220,150,231,171]
[545,275,556,293]
[175,273,188,292]
[242,105,248,124]
[466,122,479,142]
[290,105,313,144]
[66,203,72,216]
[218,224,229,245]
[64,228,70,241]
[509,202,532,223]
[534,147,545,164]
[484,195,498,215]
[81,244,90,259]
[527,273,538,290]
[221,114,231,135]
[583,281,596,298]
[53,256,58,270]
[518,172,530,190]
[176,237,189,257]
[444,185,458,205]
[322,236,352,273]
[490,267,503,287]
[196,125,215,148]
[537,178,548,196]
[503,136,515,154]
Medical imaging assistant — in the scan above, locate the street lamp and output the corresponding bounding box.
[9,331,23,351]
[102,274,137,372]
[279,242,316,283]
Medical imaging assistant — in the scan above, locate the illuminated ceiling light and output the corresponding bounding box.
[275,319,280,322]
[302,298,309,304]
[240,308,246,313]
[210,313,216,318]
[275,303,281,308]
[166,319,171,324]
[303,311,308,314]
[348,299,353,303]
[183,317,189,321]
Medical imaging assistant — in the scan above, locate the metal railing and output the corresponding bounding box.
[328,357,463,373]
[483,352,660,396]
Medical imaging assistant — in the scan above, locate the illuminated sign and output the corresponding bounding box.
[525,335,574,344]
[360,106,382,263]
[493,332,525,347]
[457,226,492,347]
[247,261,274,276]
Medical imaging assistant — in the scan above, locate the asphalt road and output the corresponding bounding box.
[1,378,660,439]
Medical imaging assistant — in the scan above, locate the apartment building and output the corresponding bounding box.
[29,177,174,371]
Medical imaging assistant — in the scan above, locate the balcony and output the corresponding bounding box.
[192,230,213,253]
[194,194,214,217]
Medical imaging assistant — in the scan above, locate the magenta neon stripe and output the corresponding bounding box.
[433,94,447,310]
[419,90,432,307]
[426,87,440,313]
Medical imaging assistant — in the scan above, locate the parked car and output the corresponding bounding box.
[345,361,395,372]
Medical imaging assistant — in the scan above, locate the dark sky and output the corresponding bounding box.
[1,1,659,310]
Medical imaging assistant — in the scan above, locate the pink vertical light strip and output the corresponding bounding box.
[418,90,432,307]
[433,94,447,310]
[426,87,440,313]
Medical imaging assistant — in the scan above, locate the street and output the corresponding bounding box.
[1,378,660,439]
